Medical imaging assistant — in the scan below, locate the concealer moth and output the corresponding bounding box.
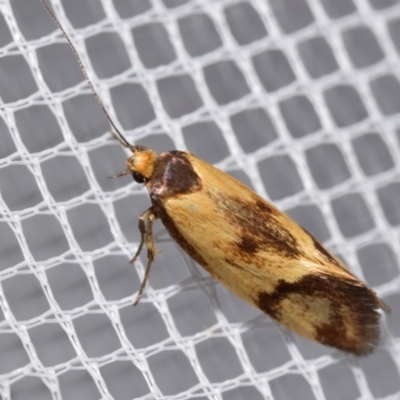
[42,0,390,356]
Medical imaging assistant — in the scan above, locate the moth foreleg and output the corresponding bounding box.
[132,207,158,306]
[130,207,156,264]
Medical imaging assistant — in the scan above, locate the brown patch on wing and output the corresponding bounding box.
[213,193,302,259]
[223,257,247,271]
[302,228,342,268]
[258,274,382,355]
[149,151,202,199]
[313,238,341,266]
[237,234,259,254]
[152,200,209,271]
[253,198,280,217]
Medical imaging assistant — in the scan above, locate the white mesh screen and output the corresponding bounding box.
[1,0,400,399]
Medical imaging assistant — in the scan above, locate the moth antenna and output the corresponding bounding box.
[41,0,132,150]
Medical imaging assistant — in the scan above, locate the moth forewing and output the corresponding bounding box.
[146,151,389,356]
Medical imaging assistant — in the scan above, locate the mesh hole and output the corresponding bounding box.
[168,289,217,336]
[0,333,29,375]
[10,377,52,400]
[0,222,24,270]
[318,362,360,400]
[331,193,375,237]
[157,74,203,118]
[323,85,368,127]
[93,254,140,301]
[279,95,321,138]
[182,121,230,163]
[29,323,77,367]
[370,74,400,116]
[258,154,304,200]
[73,313,121,357]
[119,302,169,349]
[297,36,339,79]
[3,274,50,320]
[37,43,84,92]
[352,132,395,176]
[88,144,129,192]
[100,361,150,399]
[46,263,94,310]
[21,214,70,260]
[85,32,131,79]
[224,2,268,45]
[376,182,400,226]
[61,0,105,29]
[110,83,156,129]
[286,204,331,242]
[132,22,177,69]
[66,203,114,252]
[148,350,200,396]
[230,108,278,153]
[305,143,351,189]
[178,13,222,57]
[0,12,13,46]
[0,117,16,158]
[15,105,63,153]
[252,49,296,92]
[242,325,292,373]
[357,242,399,286]
[269,0,315,34]
[63,94,109,143]
[0,165,43,211]
[360,352,400,397]
[342,26,385,69]
[270,374,316,400]
[0,55,38,103]
[196,337,244,383]
[113,0,152,18]
[58,370,101,399]
[320,0,356,19]
[203,60,251,105]
[41,154,90,202]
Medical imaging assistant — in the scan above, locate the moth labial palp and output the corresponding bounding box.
[41,0,391,356]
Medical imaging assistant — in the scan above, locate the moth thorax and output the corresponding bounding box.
[126,149,157,179]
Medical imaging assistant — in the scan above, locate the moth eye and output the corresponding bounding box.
[133,172,145,184]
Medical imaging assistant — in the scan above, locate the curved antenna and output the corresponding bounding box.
[41,0,133,149]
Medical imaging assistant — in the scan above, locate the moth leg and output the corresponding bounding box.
[132,207,158,306]
[130,207,156,263]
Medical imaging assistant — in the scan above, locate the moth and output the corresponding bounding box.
[42,0,390,355]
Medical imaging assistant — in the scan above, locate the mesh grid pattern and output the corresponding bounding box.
[1,0,400,399]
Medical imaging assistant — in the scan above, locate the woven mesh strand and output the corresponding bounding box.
[1,0,400,399]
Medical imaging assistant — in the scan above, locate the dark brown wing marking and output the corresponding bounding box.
[149,153,207,269]
[258,274,382,355]
[213,193,302,259]
[149,151,202,199]
[302,228,342,268]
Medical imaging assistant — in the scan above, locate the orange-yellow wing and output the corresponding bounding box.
[152,152,387,355]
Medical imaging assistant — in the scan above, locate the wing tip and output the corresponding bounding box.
[257,273,386,356]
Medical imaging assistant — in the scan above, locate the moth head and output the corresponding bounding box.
[126,145,157,184]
